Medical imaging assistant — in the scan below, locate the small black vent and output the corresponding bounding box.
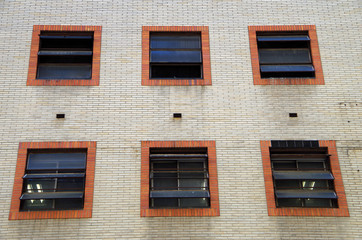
[289,113,298,117]
[271,140,319,148]
[56,114,65,119]
[173,113,182,118]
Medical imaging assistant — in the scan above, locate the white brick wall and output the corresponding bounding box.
[0,0,361,239]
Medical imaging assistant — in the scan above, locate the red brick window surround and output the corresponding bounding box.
[142,26,212,86]
[141,141,219,217]
[249,25,324,85]
[260,140,349,217]
[9,141,97,220]
[27,25,102,86]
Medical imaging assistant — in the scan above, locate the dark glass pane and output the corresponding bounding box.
[275,180,299,189]
[298,161,325,170]
[179,178,207,190]
[38,55,93,64]
[152,162,177,170]
[153,174,178,190]
[302,180,328,190]
[304,198,331,207]
[152,198,178,208]
[55,199,83,210]
[259,49,311,64]
[37,63,92,79]
[151,65,202,79]
[258,41,309,49]
[150,50,202,63]
[272,161,296,170]
[277,198,302,207]
[150,35,200,49]
[40,38,93,50]
[21,199,53,211]
[24,179,56,192]
[180,198,209,208]
[257,35,310,42]
[179,162,204,170]
[57,178,84,192]
[260,65,314,73]
[27,153,87,170]
[261,71,315,78]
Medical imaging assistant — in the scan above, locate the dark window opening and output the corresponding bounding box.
[257,32,315,79]
[150,32,203,79]
[20,150,87,211]
[36,31,94,79]
[270,146,338,208]
[149,147,210,208]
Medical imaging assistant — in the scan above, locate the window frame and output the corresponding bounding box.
[27,25,102,86]
[141,141,219,217]
[260,140,349,216]
[248,25,324,85]
[142,26,212,86]
[9,141,97,220]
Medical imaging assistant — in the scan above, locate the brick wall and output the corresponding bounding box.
[0,0,361,239]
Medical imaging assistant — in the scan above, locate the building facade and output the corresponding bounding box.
[0,0,361,239]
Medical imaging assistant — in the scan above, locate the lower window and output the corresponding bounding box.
[149,147,210,208]
[270,145,337,208]
[9,141,96,220]
[20,151,86,211]
[260,140,349,216]
[141,141,220,217]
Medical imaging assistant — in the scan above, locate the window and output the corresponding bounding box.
[9,141,96,220]
[20,151,86,211]
[260,140,349,216]
[27,25,102,86]
[249,25,324,85]
[150,148,210,208]
[141,141,219,217]
[142,26,211,86]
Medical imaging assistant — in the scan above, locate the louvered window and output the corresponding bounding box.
[270,144,338,208]
[37,32,94,79]
[149,148,210,208]
[257,32,315,78]
[150,32,202,79]
[20,151,86,211]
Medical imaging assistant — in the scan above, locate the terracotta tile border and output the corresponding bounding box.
[27,25,102,86]
[141,141,219,217]
[142,26,211,86]
[9,141,97,220]
[248,25,324,85]
[260,140,349,217]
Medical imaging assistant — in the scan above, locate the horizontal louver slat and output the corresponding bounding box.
[150,190,210,198]
[260,65,315,72]
[20,192,84,200]
[273,171,334,180]
[23,173,85,179]
[275,190,337,199]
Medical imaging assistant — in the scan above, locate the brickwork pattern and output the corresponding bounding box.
[0,0,361,239]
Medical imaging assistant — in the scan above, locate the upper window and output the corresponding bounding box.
[142,26,211,86]
[260,140,349,216]
[27,25,102,86]
[9,141,97,220]
[249,25,324,85]
[141,141,219,217]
